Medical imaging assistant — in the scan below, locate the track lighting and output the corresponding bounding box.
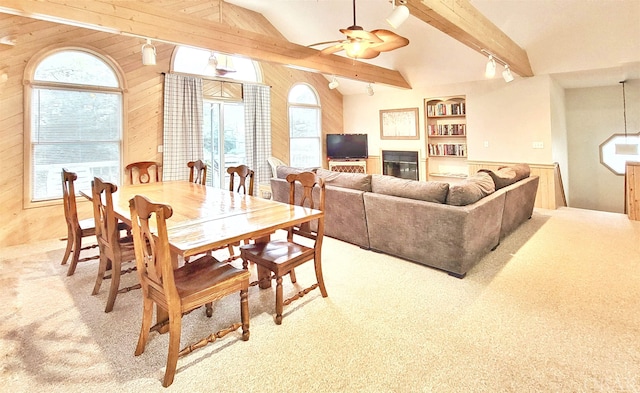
[329,76,339,90]
[481,49,515,83]
[366,83,374,96]
[484,55,496,78]
[141,38,156,65]
[386,0,409,29]
[502,65,514,83]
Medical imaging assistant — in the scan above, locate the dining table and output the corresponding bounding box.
[81,180,324,329]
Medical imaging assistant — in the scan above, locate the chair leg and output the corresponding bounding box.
[135,296,154,356]
[92,253,108,296]
[275,276,283,325]
[60,226,74,266]
[104,258,121,313]
[66,231,83,276]
[289,268,297,284]
[162,311,182,388]
[240,289,250,341]
[315,253,328,298]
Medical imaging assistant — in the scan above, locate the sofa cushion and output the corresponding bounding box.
[315,168,372,192]
[445,172,495,206]
[276,165,319,179]
[371,175,449,204]
[478,167,517,190]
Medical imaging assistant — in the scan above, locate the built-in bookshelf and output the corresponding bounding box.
[425,96,468,180]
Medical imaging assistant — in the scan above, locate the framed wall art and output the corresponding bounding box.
[379,107,419,140]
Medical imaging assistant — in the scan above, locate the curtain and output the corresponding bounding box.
[162,73,203,181]
[243,83,271,193]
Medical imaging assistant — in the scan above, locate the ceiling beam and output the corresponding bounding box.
[0,0,412,89]
[406,0,534,78]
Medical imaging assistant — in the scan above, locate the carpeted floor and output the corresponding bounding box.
[1,207,639,392]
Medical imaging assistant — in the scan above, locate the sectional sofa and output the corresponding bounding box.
[270,164,539,278]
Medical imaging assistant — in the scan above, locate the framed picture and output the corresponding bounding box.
[379,107,419,140]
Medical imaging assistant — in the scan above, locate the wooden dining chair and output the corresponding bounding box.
[91,177,139,313]
[129,194,250,388]
[240,171,327,325]
[187,159,207,185]
[227,164,255,195]
[60,168,99,276]
[126,161,161,184]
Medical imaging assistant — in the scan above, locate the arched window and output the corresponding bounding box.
[288,84,321,168]
[27,48,124,203]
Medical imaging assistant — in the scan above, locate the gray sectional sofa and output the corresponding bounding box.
[271,164,539,278]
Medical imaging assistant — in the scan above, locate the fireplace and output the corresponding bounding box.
[382,150,419,180]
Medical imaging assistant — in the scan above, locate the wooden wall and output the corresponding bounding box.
[0,1,343,247]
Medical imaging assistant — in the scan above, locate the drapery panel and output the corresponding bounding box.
[162,73,203,181]
[243,83,271,192]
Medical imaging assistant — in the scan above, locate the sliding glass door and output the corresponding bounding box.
[203,101,246,189]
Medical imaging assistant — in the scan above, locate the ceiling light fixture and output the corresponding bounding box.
[481,49,515,83]
[366,83,374,96]
[502,65,514,83]
[615,80,639,155]
[386,0,410,29]
[485,55,496,78]
[329,76,339,90]
[141,38,156,65]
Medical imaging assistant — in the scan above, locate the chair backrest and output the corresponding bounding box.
[91,177,123,258]
[126,161,161,184]
[129,195,175,294]
[267,156,286,178]
[61,168,80,231]
[227,165,255,195]
[187,160,207,185]
[285,171,325,239]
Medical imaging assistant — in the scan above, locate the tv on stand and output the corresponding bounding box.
[326,133,368,160]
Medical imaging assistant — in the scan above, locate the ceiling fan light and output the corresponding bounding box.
[386,4,409,29]
[345,40,367,58]
[485,55,496,78]
[141,38,156,66]
[502,65,514,82]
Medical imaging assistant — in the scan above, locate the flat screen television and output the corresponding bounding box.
[326,134,368,159]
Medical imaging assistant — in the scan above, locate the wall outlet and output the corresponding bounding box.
[157,145,163,153]
[532,141,544,149]
[483,141,489,148]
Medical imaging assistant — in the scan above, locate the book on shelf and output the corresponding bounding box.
[426,102,466,117]
[428,143,467,157]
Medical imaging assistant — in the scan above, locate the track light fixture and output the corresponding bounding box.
[386,0,410,29]
[329,75,339,90]
[502,65,514,83]
[481,49,515,83]
[366,83,374,96]
[141,38,156,65]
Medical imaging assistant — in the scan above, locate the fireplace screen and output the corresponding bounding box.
[382,150,418,180]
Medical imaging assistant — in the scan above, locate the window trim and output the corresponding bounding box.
[23,44,127,209]
[288,83,322,168]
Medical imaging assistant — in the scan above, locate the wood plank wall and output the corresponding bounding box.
[0,1,343,247]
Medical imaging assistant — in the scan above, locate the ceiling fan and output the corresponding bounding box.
[308,0,409,60]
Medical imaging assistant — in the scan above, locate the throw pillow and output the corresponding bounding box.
[499,163,531,182]
[445,172,496,206]
[478,167,517,190]
[371,175,450,204]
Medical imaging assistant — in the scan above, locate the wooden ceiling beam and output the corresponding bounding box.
[406,0,534,78]
[0,0,412,89]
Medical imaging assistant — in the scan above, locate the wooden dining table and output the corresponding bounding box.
[81,180,323,329]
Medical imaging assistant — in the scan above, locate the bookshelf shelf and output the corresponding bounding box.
[425,95,468,180]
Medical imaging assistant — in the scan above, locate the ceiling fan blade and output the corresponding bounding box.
[369,29,410,52]
[307,40,343,48]
[320,43,346,56]
[340,28,383,44]
[355,48,381,59]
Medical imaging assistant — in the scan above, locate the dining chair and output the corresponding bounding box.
[125,161,161,184]
[91,177,139,313]
[227,164,255,195]
[187,159,207,185]
[128,194,250,388]
[60,168,99,276]
[240,171,327,325]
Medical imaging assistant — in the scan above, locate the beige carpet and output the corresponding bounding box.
[1,207,640,392]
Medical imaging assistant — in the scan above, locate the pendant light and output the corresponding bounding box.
[141,39,156,65]
[615,80,639,155]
